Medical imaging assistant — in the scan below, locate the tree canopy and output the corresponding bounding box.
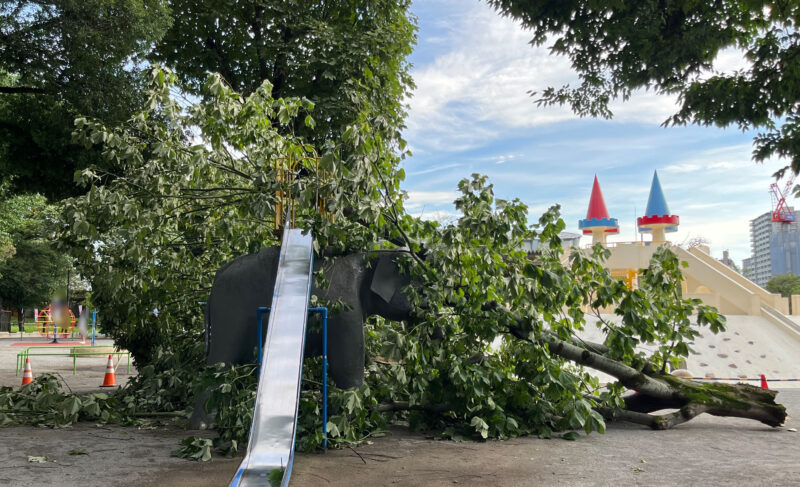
[0,190,67,311]
[1,0,787,459]
[63,67,409,361]
[0,0,171,197]
[152,0,416,146]
[766,273,800,297]
[487,0,800,176]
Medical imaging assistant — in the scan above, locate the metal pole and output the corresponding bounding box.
[256,307,271,373]
[91,311,97,346]
[66,266,70,313]
[65,266,70,340]
[321,308,328,450]
[51,305,59,344]
[308,306,329,450]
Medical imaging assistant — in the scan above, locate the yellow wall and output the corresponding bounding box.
[591,242,788,316]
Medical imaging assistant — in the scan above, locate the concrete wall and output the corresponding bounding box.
[684,246,788,313]
[594,243,788,316]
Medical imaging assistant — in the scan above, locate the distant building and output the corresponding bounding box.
[718,250,738,272]
[521,232,582,253]
[745,208,800,287]
[742,256,754,280]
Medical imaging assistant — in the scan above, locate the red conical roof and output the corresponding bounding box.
[586,175,610,220]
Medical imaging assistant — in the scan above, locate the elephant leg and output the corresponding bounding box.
[189,389,214,430]
[326,310,365,389]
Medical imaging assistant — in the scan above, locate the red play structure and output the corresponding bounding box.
[36,305,76,338]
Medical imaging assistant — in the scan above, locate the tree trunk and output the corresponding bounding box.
[506,319,787,430]
[553,334,788,429]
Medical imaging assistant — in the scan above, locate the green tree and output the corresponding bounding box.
[0,1,171,198]
[487,1,800,177]
[0,192,67,313]
[63,67,406,361]
[766,273,800,313]
[151,0,416,146]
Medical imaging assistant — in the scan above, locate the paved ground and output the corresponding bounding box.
[0,336,134,393]
[1,337,799,486]
[0,390,797,486]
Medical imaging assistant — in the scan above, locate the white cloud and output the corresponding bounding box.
[402,1,782,269]
[406,162,461,176]
[406,2,686,154]
[405,190,459,210]
[409,209,460,223]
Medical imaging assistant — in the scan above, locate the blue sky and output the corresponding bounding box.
[400,0,784,265]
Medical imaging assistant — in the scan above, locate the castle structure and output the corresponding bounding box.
[578,171,793,319]
[578,176,619,245]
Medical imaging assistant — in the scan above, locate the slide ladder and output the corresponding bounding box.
[230,228,314,487]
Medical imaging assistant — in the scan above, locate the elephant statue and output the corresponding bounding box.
[190,247,413,428]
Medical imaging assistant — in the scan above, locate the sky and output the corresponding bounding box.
[399,0,786,266]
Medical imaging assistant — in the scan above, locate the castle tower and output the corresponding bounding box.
[637,171,679,243]
[578,176,619,245]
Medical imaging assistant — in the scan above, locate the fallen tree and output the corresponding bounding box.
[55,73,786,458]
[542,332,786,429]
[377,175,787,439]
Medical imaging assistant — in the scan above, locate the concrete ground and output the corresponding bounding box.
[1,334,799,486]
[0,391,796,487]
[581,315,800,387]
[0,336,134,393]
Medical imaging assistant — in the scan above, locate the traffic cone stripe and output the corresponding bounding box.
[100,354,117,387]
[21,358,33,386]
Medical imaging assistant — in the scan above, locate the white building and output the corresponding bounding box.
[744,208,800,287]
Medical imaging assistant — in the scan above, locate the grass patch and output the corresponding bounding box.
[9,325,38,334]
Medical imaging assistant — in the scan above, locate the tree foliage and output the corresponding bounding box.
[53,61,789,459]
[0,1,171,197]
[766,273,800,297]
[63,67,408,361]
[487,0,800,176]
[0,189,67,310]
[151,0,416,147]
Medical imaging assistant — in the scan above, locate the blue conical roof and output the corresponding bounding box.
[644,171,671,217]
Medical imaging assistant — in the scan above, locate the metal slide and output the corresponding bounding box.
[230,228,314,487]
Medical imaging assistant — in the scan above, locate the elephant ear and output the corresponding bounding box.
[369,254,405,303]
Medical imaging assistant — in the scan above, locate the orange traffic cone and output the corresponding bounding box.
[21,358,33,386]
[100,355,117,387]
[760,374,769,390]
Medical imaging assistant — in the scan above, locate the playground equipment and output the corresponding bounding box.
[229,227,314,487]
[192,232,412,485]
[15,347,131,376]
[273,154,330,232]
[578,175,619,245]
[35,305,76,338]
[637,171,680,243]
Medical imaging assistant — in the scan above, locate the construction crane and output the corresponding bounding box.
[770,175,796,223]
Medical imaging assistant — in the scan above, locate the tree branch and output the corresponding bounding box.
[0,86,46,94]
[373,401,448,413]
